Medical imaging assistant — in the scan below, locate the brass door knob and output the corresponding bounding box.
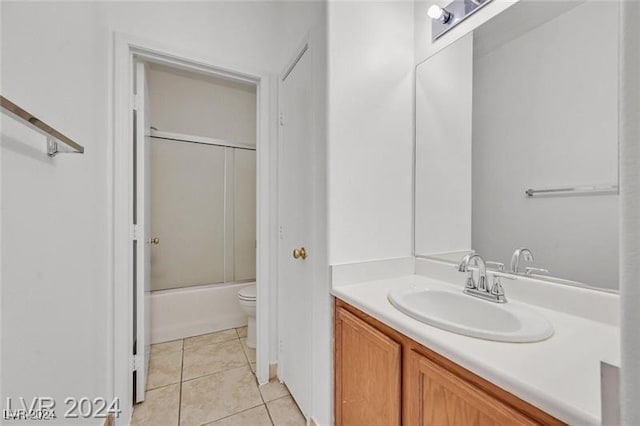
[149,237,160,245]
[292,247,307,260]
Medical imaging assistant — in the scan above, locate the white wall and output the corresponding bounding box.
[1,4,109,425]
[415,33,472,255]
[328,0,415,265]
[0,2,322,424]
[471,2,618,288]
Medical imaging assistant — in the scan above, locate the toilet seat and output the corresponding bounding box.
[238,284,256,301]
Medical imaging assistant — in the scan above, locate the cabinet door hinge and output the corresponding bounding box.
[279,112,285,126]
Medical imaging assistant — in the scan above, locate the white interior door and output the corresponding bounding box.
[134,61,151,403]
[278,46,313,417]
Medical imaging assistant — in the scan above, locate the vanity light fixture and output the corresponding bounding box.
[427,5,452,23]
[428,0,493,41]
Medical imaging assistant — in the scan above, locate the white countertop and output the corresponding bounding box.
[332,273,620,425]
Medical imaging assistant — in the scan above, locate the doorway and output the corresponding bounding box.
[112,35,274,423]
[132,61,259,406]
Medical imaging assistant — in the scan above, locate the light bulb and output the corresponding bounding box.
[427,5,444,19]
[427,4,452,23]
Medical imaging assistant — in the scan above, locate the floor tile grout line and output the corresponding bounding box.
[264,400,277,426]
[264,402,276,426]
[150,349,183,356]
[182,328,246,348]
[181,364,253,385]
[181,338,246,381]
[146,380,182,392]
[178,339,185,426]
[183,336,240,351]
[198,402,267,426]
[146,346,184,392]
[142,379,182,394]
[185,328,242,340]
[154,327,246,353]
[182,347,249,382]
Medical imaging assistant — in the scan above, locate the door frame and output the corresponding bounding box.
[109,32,273,423]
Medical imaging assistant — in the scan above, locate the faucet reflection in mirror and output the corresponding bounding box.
[428,0,492,41]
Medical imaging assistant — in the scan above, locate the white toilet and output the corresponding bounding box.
[238,284,257,348]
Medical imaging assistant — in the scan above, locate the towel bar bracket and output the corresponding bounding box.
[1,95,85,156]
[47,137,59,157]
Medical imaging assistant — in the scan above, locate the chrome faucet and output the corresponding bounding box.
[458,253,488,291]
[510,248,534,274]
[458,253,506,303]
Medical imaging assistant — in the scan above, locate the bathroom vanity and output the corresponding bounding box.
[331,258,619,425]
[335,298,561,425]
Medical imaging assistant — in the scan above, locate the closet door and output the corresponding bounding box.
[150,140,226,290]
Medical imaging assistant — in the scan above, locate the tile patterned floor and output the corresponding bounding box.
[132,327,306,426]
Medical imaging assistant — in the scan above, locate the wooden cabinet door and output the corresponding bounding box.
[406,350,538,426]
[335,306,402,426]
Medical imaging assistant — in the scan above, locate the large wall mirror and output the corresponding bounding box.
[414,1,619,290]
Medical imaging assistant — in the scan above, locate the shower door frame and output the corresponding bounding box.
[110,32,274,423]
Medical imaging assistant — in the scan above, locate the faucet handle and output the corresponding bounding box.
[486,261,504,271]
[464,274,476,290]
[525,267,549,276]
[490,281,505,297]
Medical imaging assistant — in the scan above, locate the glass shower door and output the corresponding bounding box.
[150,139,226,291]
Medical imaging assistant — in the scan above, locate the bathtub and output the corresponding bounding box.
[150,281,253,343]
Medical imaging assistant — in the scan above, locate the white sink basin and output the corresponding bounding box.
[388,286,553,343]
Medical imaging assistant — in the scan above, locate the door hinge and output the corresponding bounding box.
[131,224,140,240]
[279,112,284,126]
[130,354,142,372]
[132,94,142,111]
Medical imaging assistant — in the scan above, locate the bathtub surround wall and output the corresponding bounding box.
[148,64,257,146]
[620,1,640,423]
[1,2,326,424]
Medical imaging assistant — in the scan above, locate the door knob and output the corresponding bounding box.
[292,247,307,260]
[148,237,160,245]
